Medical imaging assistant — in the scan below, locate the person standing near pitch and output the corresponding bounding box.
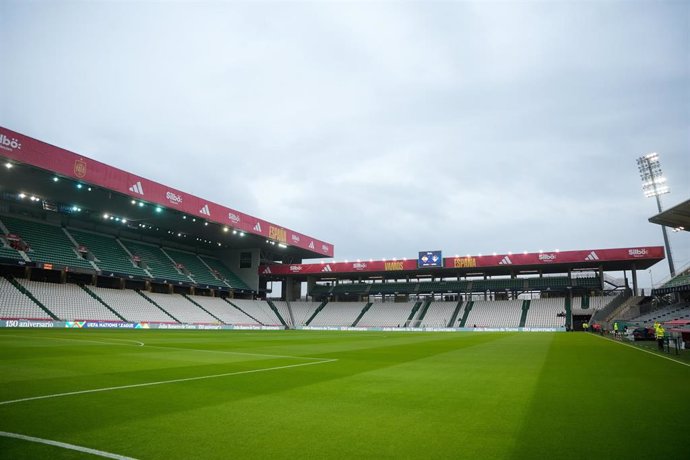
[655,322,665,351]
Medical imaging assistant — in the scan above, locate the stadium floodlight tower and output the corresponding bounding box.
[636,152,675,278]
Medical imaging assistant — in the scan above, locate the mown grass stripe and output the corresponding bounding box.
[590,333,690,367]
[0,358,338,406]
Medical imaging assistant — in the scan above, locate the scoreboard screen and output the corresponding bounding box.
[418,250,442,268]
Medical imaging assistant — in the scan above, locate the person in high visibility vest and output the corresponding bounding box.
[656,324,665,351]
[613,322,619,339]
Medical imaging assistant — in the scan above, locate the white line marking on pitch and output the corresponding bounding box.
[0,334,326,360]
[143,344,332,361]
[591,333,690,367]
[0,358,338,407]
[0,334,145,347]
[0,430,138,460]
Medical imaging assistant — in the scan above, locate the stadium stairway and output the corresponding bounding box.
[447,300,464,327]
[417,299,433,323]
[283,300,297,327]
[3,275,58,320]
[136,290,180,323]
[224,299,264,325]
[305,300,328,326]
[266,300,288,328]
[81,285,127,322]
[351,302,373,327]
[182,294,225,324]
[403,301,423,327]
[459,301,474,327]
[409,299,432,327]
[519,300,530,327]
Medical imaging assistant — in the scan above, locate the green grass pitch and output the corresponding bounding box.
[0,330,688,459]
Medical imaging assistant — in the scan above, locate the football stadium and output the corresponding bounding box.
[0,126,689,459]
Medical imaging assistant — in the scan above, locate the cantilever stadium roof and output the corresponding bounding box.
[0,126,333,261]
[648,199,690,232]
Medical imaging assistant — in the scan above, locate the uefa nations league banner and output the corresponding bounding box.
[0,320,284,330]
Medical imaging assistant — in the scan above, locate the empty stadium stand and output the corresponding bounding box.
[85,286,177,323]
[1,216,93,270]
[464,300,523,328]
[16,279,121,321]
[308,302,367,327]
[199,255,251,291]
[288,301,322,327]
[420,301,459,328]
[228,299,282,326]
[357,301,415,327]
[0,277,52,320]
[121,240,193,283]
[524,298,566,328]
[69,228,150,278]
[188,295,260,326]
[140,292,218,324]
[163,248,227,288]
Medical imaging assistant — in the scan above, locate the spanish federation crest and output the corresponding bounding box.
[74,158,87,178]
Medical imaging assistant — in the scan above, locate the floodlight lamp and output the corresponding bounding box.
[18,193,26,199]
[155,207,162,213]
[4,162,12,169]
[121,219,127,224]
[103,213,109,219]
[76,184,82,189]
[138,202,144,207]
[131,200,136,205]
[53,177,59,182]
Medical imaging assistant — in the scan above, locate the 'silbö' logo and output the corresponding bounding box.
[539,253,556,261]
[228,212,241,224]
[629,248,648,257]
[166,191,182,205]
[0,134,22,152]
[289,265,303,272]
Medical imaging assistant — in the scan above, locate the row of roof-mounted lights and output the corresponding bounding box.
[131,200,163,213]
[223,227,245,236]
[51,176,93,191]
[266,240,287,248]
[102,213,128,224]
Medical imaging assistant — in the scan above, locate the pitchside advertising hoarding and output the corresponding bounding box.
[0,320,284,330]
[260,246,664,275]
[0,126,333,257]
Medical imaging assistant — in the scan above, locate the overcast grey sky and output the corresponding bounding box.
[1,0,688,288]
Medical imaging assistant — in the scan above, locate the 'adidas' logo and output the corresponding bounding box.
[585,251,599,261]
[322,265,332,272]
[262,266,272,274]
[498,256,512,265]
[200,204,210,216]
[308,241,315,249]
[253,222,262,232]
[129,181,144,195]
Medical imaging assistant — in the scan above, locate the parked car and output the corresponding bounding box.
[632,327,656,341]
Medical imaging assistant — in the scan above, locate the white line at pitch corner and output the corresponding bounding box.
[0,358,338,406]
[592,333,690,367]
[0,431,138,460]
